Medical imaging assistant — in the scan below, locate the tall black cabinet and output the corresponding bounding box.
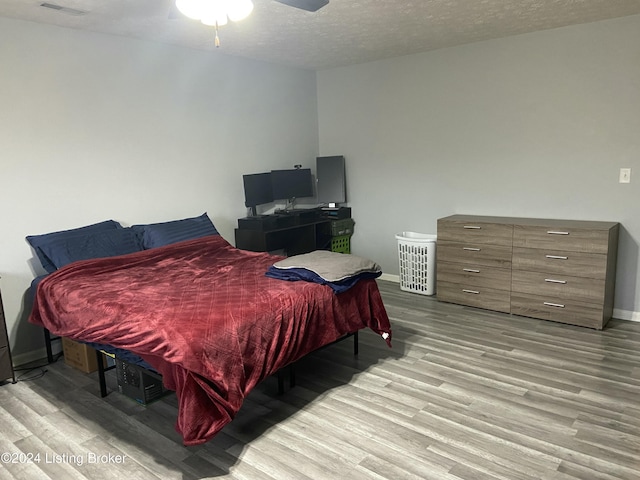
[0,282,16,384]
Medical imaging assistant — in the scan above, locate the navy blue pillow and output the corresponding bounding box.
[26,220,122,273]
[131,213,219,249]
[37,228,143,270]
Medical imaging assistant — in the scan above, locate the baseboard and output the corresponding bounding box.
[613,308,640,323]
[379,274,639,324]
[379,273,400,283]
[12,343,62,369]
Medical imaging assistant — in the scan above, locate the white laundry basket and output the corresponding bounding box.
[395,232,437,295]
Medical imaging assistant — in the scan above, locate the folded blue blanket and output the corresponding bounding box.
[266,267,381,293]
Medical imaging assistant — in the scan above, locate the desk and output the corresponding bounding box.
[235,218,334,256]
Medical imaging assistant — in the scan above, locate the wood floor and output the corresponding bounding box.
[1,279,639,479]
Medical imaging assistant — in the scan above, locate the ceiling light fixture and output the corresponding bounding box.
[175,0,254,47]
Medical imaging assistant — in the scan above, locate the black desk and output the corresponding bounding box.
[235,217,334,256]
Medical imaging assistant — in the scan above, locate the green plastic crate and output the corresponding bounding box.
[330,218,355,236]
[330,235,351,254]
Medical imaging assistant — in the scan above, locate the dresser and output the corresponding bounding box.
[437,215,619,329]
[0,283,17,383]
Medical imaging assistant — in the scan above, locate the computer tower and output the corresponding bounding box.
[116,358,169,405]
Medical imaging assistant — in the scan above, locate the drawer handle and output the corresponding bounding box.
[462,289,480,294]
[463,247,481,251]
[545,278,567,284]
[547,231,570,235]
[463,225,481,229]
[546,255,568,260]
[544,302,565,308]
[463,268,480,273]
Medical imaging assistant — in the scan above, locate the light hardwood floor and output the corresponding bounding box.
[1,279,639,479]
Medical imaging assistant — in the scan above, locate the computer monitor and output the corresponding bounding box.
[316,155,346,206]
[271,168,314,201]
[243,172,273,214]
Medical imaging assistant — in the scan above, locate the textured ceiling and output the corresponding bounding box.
[1,0,640,70]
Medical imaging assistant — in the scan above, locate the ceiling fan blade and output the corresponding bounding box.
[274,0,329,12]
[168,1,181,20]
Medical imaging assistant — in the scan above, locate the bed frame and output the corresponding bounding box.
[94,331,359,398]
[44,327,359,399]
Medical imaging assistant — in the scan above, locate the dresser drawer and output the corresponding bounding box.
[437,261,511,290]
[510,294,606,329]
[513,225,611,254]
[511,270,605,303]
[438,242,512,268]
[438,219,513,247]
[512,247,607,279]
[437,281,511,313]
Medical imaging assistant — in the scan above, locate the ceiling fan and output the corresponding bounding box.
[171,0,329,45]
[274,0,329,12]
[170,0,329,19]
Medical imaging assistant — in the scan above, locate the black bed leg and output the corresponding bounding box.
[289,364,296,388]
[277,370,285,395]
[96,350,108,398]
[276,365,295,394]
[44,329,54,364]
[353,331,359,356]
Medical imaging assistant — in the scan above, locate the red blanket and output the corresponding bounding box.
[29,235,392,445]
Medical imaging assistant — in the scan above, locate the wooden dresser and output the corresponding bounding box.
[437,215,619,329]
[0,282,17,384]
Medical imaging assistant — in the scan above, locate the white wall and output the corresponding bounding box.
[0,17,319,362]
[317,15,640,319]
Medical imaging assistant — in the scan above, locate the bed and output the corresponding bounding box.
[27,214,392,445]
